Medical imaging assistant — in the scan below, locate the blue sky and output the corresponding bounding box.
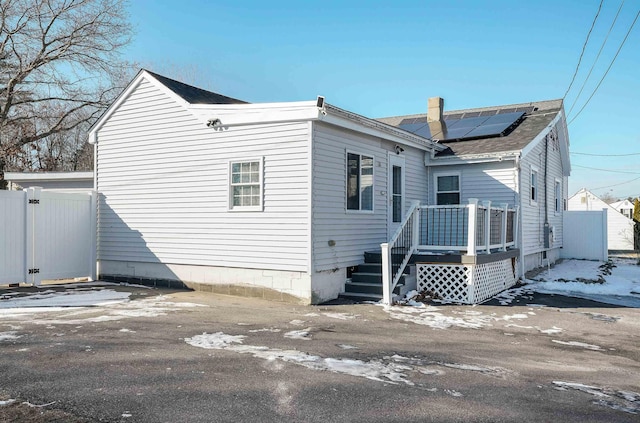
[125,0,640,200]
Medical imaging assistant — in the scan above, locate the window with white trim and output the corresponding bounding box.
[346,152,374,211]
[435,173,460,205]
[530,167,538,204]
[554,179,561,213]
[229,158,263,211]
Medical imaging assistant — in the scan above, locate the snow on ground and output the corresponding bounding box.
[186,332,509,388]
[551,340,604,351]
[528,258,640,307]
[284,329,312,340]
[553,381,640,414]
[0,287,204,324]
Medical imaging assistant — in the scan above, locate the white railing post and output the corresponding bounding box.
[411,201,420,251]
[381,242,392,305]
[467,198,478,256]
[513,206,520,248]
[501,203,509,251]
[482,200,491,254]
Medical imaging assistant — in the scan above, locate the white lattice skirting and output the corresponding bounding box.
[416,259,516,304]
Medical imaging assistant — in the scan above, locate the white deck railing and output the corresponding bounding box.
[381,198,519,305]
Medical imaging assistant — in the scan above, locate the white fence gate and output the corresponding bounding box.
[0,187,96,286]
[561,210,608,261]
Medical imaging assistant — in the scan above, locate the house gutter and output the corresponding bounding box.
[198,100,444,154]
[425,151,520,166]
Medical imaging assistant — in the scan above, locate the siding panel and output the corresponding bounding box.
[97,77,310,272]
[311,122,429,271]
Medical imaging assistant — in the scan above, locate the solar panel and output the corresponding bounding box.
[398,123,432,138]
[446,127,473,139]
[446,116,490,129]
[483,111,524,125]
[398,109,526,141]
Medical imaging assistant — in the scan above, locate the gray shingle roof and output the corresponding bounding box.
[146,70,248,105]
[377,99,563,157]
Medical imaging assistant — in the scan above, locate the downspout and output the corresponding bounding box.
[543,134,550,249]
[516,153,526,281]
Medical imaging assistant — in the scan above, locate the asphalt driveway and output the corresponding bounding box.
[1,283,639,422]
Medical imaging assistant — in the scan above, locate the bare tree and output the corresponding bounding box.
[599,191,616,204]
[0,0,133,171]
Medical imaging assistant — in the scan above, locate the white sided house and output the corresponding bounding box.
[568,189,635,251]
[377,97,571,277]
[90,70,570,305]
[610,199,635,220]
[89,70,445,304]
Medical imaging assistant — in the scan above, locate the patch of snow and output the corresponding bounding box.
[119,328,135,333]
[248,328,281,333]
[322,312,358,320]
[0,291,205,325]
[445,389,463,397]
[337,344,358,350]
[0,331,21,341]
[0,399,16,406]
[537,326,563,334]
[383,305,494,330]
[553,381,640,414]
[304,313,320,317]
[492,286,535,305]
[185,332,444,386]
[0,289,131,309]
[284,329,312,340]
[289,320,306,326]
[501,314,529,320]
[553,381,610,397]
[530,259,640,307]
[551,340,604,351]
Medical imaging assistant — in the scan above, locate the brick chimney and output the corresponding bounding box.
[427,97,447,140]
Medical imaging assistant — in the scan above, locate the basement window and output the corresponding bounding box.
[229,158,263,211]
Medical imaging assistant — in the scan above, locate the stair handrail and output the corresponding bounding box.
[381,200,421,305]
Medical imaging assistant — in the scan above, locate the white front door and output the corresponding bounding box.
[388,154,405,238]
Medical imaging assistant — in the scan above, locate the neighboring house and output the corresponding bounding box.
[377,96,571,276]
[568,188,635,250]
[610,199,635,220]
[4,171,94,193]
[89,70,570,305]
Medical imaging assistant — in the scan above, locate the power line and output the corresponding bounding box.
[590,175,640,190]
[567,0,625,117]
[568,7,640,125]
[573,164,640,174]
[571,151,640,156]
[563,0,603,100]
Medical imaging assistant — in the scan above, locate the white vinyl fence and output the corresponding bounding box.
[561,210,608,261]
[0,187,96,285]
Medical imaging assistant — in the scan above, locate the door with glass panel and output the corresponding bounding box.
[388,154,405,238]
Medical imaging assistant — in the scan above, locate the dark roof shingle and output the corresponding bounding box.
[146,70,248,105]
[377,99,563,157]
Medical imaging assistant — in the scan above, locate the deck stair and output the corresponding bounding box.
[340,251,416,302]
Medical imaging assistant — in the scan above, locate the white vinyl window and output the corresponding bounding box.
[346,152,374,211]
[554,179,561,213]
[229,158,263,211]
[530,166,539,205]
[435,173,460,205]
